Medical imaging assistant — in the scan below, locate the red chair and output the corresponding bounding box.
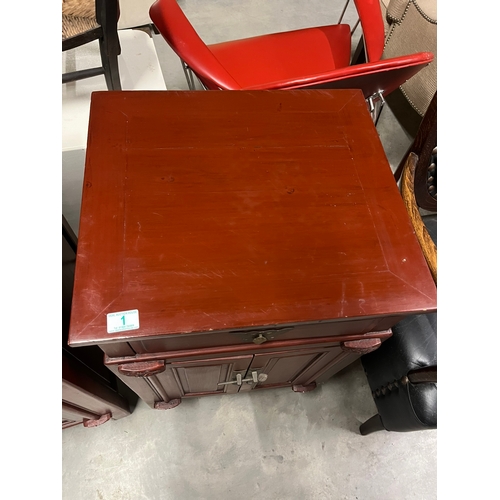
[149,0,433,119]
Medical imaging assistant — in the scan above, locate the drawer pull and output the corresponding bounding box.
[229,327,293,343]
[253,334,267,345]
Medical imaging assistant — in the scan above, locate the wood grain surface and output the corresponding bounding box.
[69,90,436,347]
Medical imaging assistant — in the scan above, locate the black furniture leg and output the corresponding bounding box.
[360,414,385,435]
[99,34,122,90]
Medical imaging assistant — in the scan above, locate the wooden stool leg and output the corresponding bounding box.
[99,35,122,90]
[360,414,385,435]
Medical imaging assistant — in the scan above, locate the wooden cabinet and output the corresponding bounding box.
[62,354,131,428]
[68,90,437,411]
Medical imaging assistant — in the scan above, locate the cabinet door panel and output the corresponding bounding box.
[247,346,345,390]
[289,346,347,386]
[257,353,321,386]
[167,355,253,396]
[175,364,231,394]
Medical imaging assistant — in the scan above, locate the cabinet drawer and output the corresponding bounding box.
[128,316,400,354]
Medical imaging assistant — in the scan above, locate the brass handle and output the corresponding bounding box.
[253,334,267,345]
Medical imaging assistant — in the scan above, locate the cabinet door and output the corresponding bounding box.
[242,346,348,392]
[148,355,253,402]
[109,344,363,407]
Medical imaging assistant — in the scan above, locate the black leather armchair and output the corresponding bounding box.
[359,92,437,435]
[360,311,437,434]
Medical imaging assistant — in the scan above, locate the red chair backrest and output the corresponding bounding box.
[149,0,428,94]
[353,0,386,62]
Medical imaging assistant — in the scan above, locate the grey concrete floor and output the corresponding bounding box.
[63,361,436,500]
[62,1,436,498]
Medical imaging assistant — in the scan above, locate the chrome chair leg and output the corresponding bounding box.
[337,0,351,23]
[337,0,360,35]
[366,90,386,126]
[181,59,196,90]
[374,99,385,127]
[181,60,210,90]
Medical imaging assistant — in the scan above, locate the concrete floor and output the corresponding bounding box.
[62,1,436,499]
[63,361,436,500]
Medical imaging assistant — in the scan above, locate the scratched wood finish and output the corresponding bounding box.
[69,90,436,347]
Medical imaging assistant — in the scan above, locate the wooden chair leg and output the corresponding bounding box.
[359,414,385,435]
[99,35,122,90]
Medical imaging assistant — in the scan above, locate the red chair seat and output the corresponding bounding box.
[208,24,352,89]
[149,0,433,99]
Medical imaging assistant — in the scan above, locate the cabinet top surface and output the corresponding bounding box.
[69,90,436,346]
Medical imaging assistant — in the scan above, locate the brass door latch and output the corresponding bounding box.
[218,371,268,387]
